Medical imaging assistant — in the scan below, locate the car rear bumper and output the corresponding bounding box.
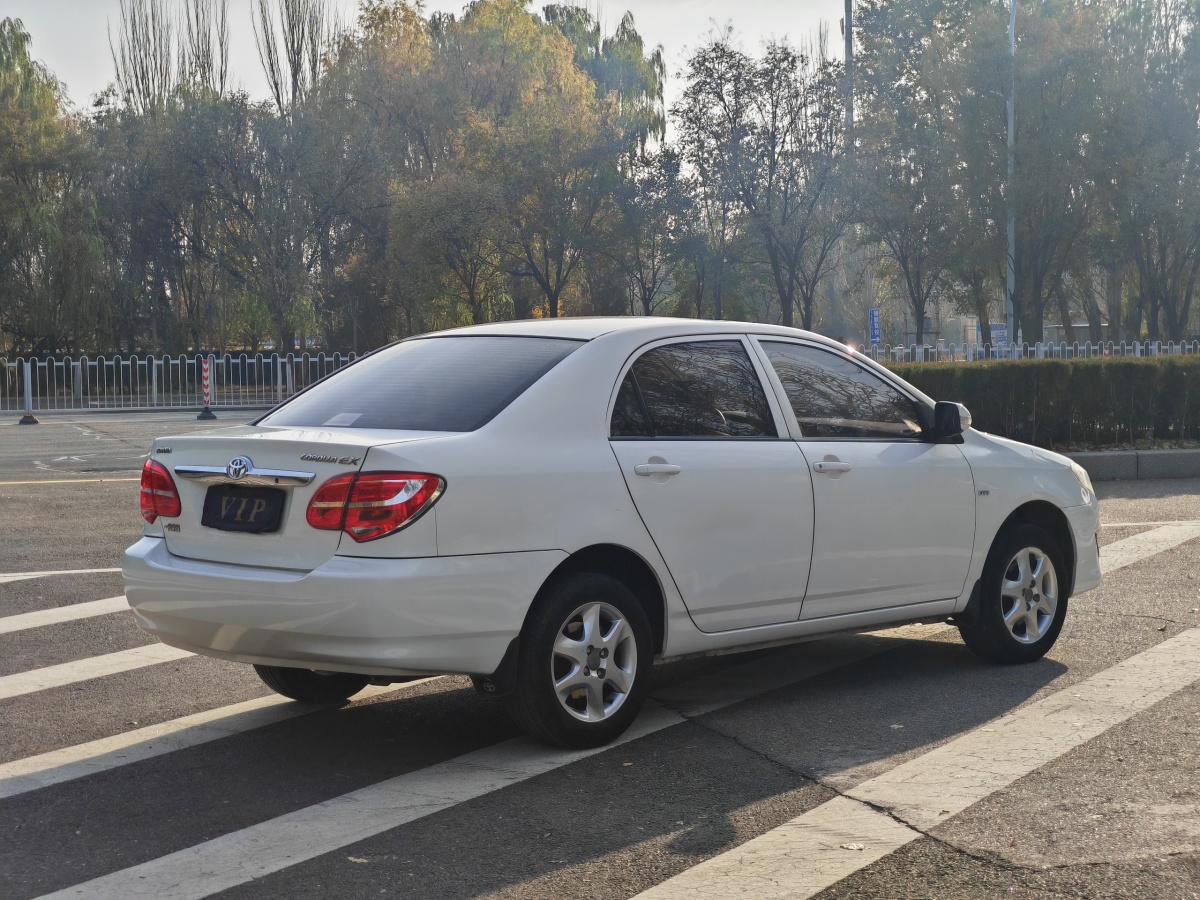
[122,537,567,677]
[1065,502,1102,595]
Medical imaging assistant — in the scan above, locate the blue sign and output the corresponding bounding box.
[869,308,881,346]
[976,322,1008,346]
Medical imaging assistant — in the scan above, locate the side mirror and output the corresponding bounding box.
[933,401,972,438]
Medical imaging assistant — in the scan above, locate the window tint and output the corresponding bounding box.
[762,341,923,439]
[610,370,650,437]
[624,341,776,438]
[259,336,580,432]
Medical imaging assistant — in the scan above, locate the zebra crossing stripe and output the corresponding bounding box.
[0,680,443,800]
[0,567,121,585]
[0,644,193,702]
[0,596,129,635]
[636,625,1200,899]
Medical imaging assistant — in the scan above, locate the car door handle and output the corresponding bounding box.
[812,461,852,474]
[634,463,682,476]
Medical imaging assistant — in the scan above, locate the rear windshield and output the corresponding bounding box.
[259,336,582,432]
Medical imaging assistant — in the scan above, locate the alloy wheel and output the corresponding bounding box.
[999,546,1059,644]
[550,601,638,722]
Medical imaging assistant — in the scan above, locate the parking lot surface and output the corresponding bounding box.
[1,412,1198,899]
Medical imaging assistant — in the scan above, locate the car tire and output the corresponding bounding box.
[505,572,653,749]
[253,664,371,703]
[958,523,1069,664]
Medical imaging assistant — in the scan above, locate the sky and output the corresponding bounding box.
[5,0,847,112]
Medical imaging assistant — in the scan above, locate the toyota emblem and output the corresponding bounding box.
[226,456,251,480]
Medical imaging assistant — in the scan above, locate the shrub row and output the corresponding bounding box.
[887,357,1200,450]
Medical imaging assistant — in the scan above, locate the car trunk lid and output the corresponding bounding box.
[155,426,440,570]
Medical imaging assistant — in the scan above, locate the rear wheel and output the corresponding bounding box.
[958,523,1068,664]
[505,572,652,749]
[253,664,371,703]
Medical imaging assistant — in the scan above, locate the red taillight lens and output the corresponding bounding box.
[140,459,181,523]
[306,472,444,542]
[306,473,356,531]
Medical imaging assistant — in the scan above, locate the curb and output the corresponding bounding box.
[1066,449,1200,482]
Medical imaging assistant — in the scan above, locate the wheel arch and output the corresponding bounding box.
[996,500,1076,596]
[537,544,667,656]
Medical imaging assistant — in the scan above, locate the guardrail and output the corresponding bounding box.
[858,340,1200,363]
[2,353,357,418]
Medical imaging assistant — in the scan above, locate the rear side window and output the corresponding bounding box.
[761,341,923,439]
[614,340,776,438]
[260,336,581,432]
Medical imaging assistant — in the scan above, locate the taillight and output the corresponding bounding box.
[306,472,444,542]
[140,459,181,523]
[306,474,356,532]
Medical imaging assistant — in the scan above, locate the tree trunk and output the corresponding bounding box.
[1054,284,1076,344]
[1106,262,1124,343]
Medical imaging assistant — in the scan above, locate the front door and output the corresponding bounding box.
[609,338,815,632]
[756,339,976,620]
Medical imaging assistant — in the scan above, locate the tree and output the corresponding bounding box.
[0,18,106,354]
[675,35,848,328]
[1009,0,1104,343]
[856,0,966,344]
[1101,0,1200,341]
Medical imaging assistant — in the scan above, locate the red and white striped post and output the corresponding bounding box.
[197,354,217,420]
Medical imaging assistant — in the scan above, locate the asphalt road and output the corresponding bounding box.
[0,412,1198,899]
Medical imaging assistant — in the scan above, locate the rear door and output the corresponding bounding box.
[609,338,815,632]
[754,339,976,620]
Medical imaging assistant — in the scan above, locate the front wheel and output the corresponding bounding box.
[505,573,652,749]
[253,664,371,703]
[958,523,1069,664]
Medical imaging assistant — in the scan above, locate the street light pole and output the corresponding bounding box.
[1006,0,1017,353]
[845,0,854,146]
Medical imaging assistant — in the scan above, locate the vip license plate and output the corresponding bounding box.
[201,485,285,534]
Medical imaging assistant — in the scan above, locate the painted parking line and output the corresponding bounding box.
[0,568,121,585]
[0,680,443,801]
[0,644,193,702]
[636,625,1200,899]
[0,596,129,635]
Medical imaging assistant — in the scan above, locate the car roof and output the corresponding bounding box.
[429,316,851,350]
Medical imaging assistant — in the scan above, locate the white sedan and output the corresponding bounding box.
[124,318,1102,747]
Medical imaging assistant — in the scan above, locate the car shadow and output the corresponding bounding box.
[245,630,1074,900]
[2,632,1071,900]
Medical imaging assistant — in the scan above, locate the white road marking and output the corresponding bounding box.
[0,567,121,585]
[637,626,1200,899]
[1103,520,1200,528]
[0,596,129,635]
[0,680,443,801]
[28,629,960,900]
[0,478,139,485]
[0,628,930,806]
[25,522,1200,897]
[0,644,193,702]
[37,702,688,900]
[1099,523,1200,572]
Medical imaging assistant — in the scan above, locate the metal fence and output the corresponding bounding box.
[1,353,358,416]
[859,340,1200,363]
[6,340,1200,417]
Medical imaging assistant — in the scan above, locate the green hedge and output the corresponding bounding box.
[886,357,1200,450]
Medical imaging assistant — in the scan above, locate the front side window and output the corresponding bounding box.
[611,340,776,438]
[761,341,923,439]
